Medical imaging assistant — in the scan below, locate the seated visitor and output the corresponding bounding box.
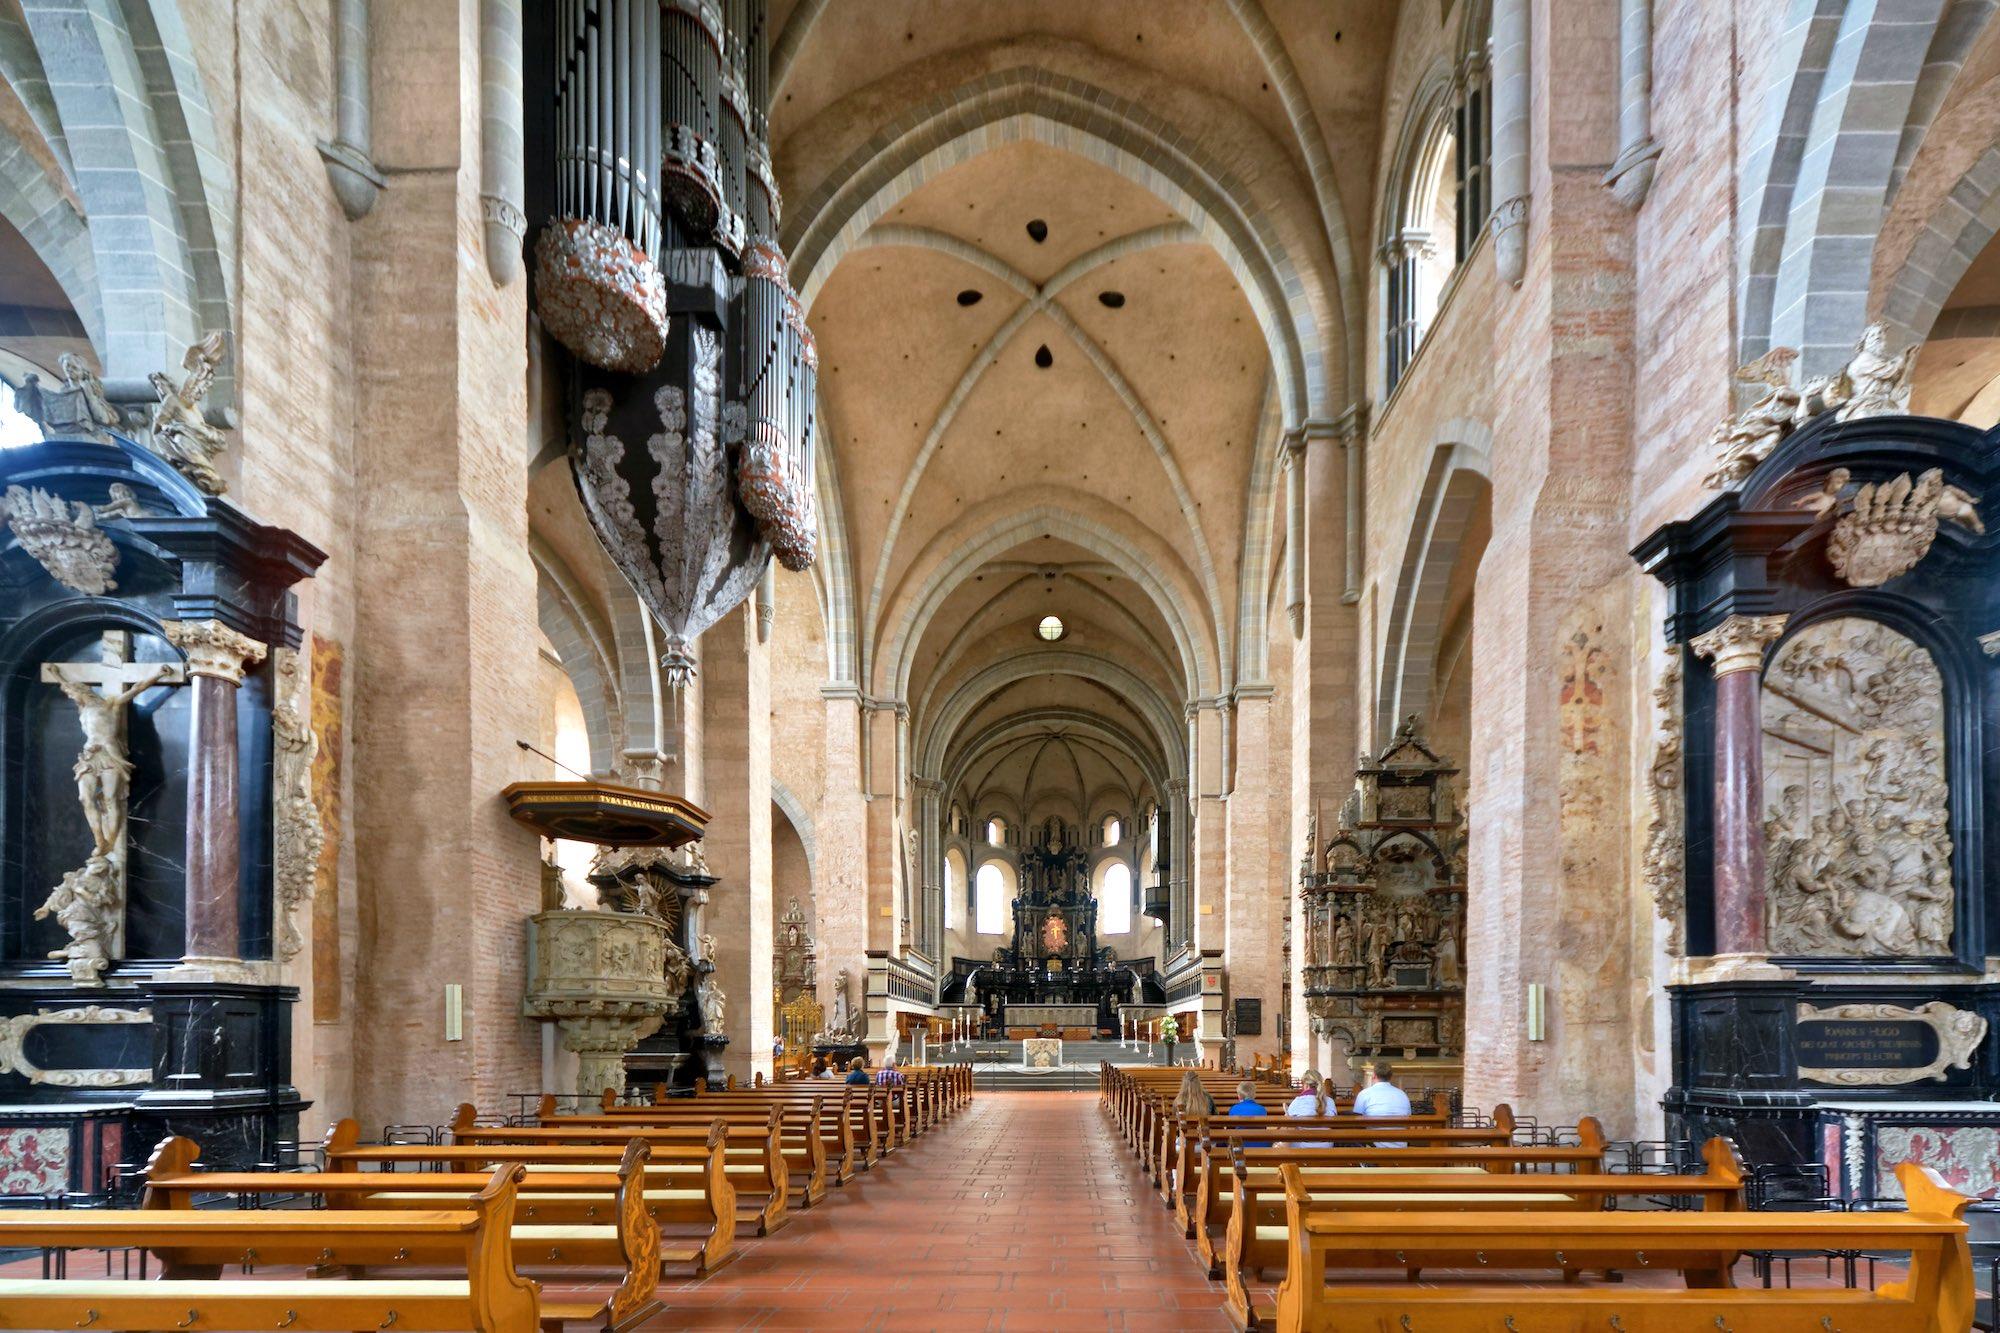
[844,1057,870,1086]
[1284,1068,1333,1149]
[875,1053,906,1087]
[1173,1069,1215,1119]
[1227,1079,1267,1147]
[1353,1059,1412,1147]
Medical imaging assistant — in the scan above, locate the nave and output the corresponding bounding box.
[606,1092,1231,1331]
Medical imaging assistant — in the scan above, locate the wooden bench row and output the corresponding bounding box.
[1101,1071,1973,1331]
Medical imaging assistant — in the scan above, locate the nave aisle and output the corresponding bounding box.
[566,1091,1231,1331]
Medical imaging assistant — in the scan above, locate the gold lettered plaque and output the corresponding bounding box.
[1796,1001,1987,1087]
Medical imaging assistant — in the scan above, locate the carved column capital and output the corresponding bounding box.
[1690,614,1786,676]
[163,619,268,684]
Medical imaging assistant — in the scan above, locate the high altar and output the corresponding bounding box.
[949,818,1155,1035]
[1636,329,2000,1198]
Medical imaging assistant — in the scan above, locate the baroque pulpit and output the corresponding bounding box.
[1635,326,2000,1197]
[0,354,324,1194]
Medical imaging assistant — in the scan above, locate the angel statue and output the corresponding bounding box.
[1818,323,1917,422]
[146,332,230,494]
[1703,347,1802,490]
[13,354,121,442]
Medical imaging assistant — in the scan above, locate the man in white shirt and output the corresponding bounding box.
[1351,1059,1412,1147]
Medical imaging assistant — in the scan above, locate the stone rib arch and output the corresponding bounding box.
[771,778,819,884]
[945,710,1171,800]
[921,651,1188,780]
[878,499,1218,706]
[0,117,97,349]
[18,0,234,398]
[1375,429,1492,747]
[812,386,862,689]
[920,570,1182,706]
[531,541,624,776]
[784,68,1325,427]
[845,224,1227,677]
[1737,0,1961,372]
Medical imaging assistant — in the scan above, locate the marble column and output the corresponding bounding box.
[163,619,268,967]
[1690,614,1787,955]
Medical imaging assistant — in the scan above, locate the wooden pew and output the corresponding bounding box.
[1220,1137,1746,1329]
[1271,1160,1974,1333]
[1164,1105,1497,1216]
[1186,1118,1608,1274]
[322,1120,738,1267]
[548,1095,835,1203]
[144,1133,701,1302]
[0,1163,548,1332]
[619,1083,887,1178]
[449,1103,791,1234]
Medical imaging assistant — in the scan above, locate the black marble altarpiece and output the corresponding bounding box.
[0,422,322,1199]
[1635,367,2000,1196]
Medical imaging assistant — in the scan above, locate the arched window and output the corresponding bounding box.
[984,816,1006,846]
[1383,77,1460,395]
[1100,862,1133,935]
[1101,813,1123,846]
[975,863,1008,934]
[943,851,966,933]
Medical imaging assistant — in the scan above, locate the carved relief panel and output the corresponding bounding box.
[1761,617,1952,957]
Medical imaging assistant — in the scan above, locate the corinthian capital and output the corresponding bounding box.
[1690,614,1787,677]
[164,618,268,685]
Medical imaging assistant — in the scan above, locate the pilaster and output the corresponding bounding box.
[698,602,774,1084]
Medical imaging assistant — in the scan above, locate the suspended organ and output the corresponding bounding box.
[1298,720,1468,1058]
[537,0,817,685]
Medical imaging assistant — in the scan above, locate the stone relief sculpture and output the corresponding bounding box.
[1702,347,1803,489]
[1762,617,1952,956]
[697,972,726,1031]
[13,354,121,443]
[271,647,324,962]
[824,967,855,1039]
[1642,649,1687,953]
[145,332,231,494]
[1797,467,1984,588]
[1814,324,1918,423]
[1704,325,1920,491]
[0,485,145,596]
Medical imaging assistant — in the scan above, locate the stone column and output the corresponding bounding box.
[1225,688,1279,1064]
[698,601,773,1084]
[1690,614,1787,955]
[163,619,268,968]
[817,687,870,1023]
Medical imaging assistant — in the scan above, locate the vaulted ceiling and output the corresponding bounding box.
[770,0,1387,805]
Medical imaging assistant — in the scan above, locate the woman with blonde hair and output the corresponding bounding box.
[1284,1068,1334,1148]
[1172,1068,1215,1118]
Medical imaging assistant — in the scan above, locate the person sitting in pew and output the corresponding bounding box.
[1174,1069,1216,1119]
[875,1054,906,1088]
[844,1057,870,1086]
[1284,1068,1334,1149]
[1353,1059,1412,1146]
[1227,1079,1270,1149]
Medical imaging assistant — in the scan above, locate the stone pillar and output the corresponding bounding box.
[1164,777,1191,947]
[1225,688,1279,1064]
[1462,0,1640,1135]
[1189,701,1226,955]
[817,687,869,1024]
[163,619,268,968]
[911,774,943,962]
[1289,418,1359,1073]
[698,602,773,1084]
[347,0,540,1129]
[1690,614,1786,955]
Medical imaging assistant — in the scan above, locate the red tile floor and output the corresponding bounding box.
[589,1090,1235,1331]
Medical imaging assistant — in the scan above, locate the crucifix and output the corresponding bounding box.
[37,631,183,981]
